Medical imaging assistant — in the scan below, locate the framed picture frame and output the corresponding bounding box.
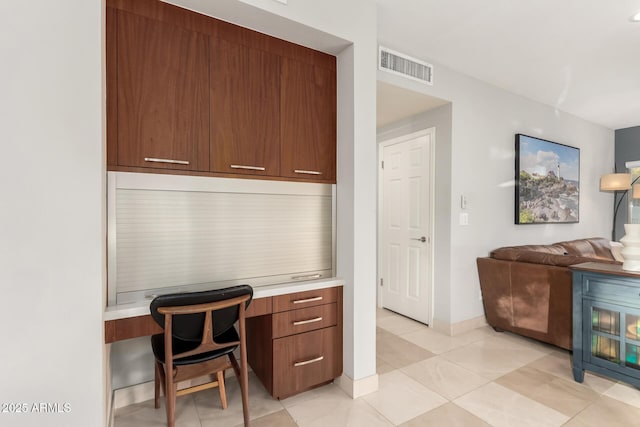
[515,134,580,224]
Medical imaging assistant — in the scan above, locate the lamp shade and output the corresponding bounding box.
[633,184,640,199]
[600,173,631,191]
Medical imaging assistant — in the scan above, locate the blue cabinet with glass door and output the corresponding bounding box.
[572,262,640,388]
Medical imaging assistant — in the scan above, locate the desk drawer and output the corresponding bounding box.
[273,326,339,399]
[584,276,640,303]
[273,287,338,312]
[272,303,336,338]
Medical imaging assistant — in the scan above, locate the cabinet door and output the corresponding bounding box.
[273,326,339,399]
[280,58,336,182]
[210,39,280,176]
[587,301,640,380]
[116,11,209,171]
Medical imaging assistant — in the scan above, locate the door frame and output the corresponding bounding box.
[377,128,435,325]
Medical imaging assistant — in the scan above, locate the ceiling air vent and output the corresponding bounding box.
[378,46,433,85]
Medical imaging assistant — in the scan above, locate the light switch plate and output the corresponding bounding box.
[459,212,469,226]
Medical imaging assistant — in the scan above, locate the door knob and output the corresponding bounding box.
[411,236,427,243]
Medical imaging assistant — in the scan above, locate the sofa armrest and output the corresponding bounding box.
[476,257,574,350]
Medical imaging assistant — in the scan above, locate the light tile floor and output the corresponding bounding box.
[115,308,640,426]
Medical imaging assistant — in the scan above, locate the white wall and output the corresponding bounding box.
[378,62,614,327]
[0,1,105,426]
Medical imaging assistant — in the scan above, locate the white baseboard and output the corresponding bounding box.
[113,381,155,409]
[108,391,115,427]
[431,315,487,336]
[104,344,112,427]
[336,373,378,398]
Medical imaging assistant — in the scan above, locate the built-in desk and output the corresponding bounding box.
[104,278,343,399]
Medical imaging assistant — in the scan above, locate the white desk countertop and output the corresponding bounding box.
[104,277,344,321]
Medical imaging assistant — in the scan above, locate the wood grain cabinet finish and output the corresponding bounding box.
[280,58,337,182]
[110,9,210,172]
[210,38,281,177]
[272,286,338,312]
[246,286,343,399]
[106,0,336,183]
[273,326,340,399]
[272,303,337,339]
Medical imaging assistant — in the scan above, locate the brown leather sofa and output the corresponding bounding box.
[476,237,619,350]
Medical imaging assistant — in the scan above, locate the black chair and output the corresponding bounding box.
[150,285,253,427]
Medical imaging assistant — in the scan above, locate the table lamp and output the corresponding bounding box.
[600,173,631,241]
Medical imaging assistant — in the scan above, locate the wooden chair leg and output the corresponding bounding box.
[240,365,250,425]
[217,370,228,409]
[154,362,161,409]
[239,346,250,427]
[165,371,176,427]
[229,354,250,426]
[156,362,167,408]
[239,365,250,426]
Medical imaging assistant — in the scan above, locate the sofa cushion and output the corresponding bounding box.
[490,237,616,266]
[555,237,613,260]
[491,244,567,259]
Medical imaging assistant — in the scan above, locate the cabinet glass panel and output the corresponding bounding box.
[626,314,640,341]
[626,344,640,370]
[592,335,620,363]
[592,307,620,335]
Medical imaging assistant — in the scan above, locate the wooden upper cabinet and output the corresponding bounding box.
[106,7,118,168]
[280,58,337,182]
[112,10,210,171]
[210,39,280,176]
[106,0,337,182]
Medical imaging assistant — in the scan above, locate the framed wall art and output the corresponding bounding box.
[515,134,580,224]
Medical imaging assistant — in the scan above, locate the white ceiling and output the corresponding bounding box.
[376,0,640,130]
[377,81,448,128]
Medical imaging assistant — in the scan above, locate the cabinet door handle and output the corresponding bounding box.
[144,157,190,165]
[291,274,322,280]
[294,169,322,175]
[293,296,323,304]
[294,356,324,367]
[293,317,323,326]
[230,164,266,171]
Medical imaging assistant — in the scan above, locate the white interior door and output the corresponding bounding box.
[380,130,432,324]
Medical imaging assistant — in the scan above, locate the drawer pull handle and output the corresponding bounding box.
[294,356,324,367]
[291,274,322,280]
[230,164,266,171]
[144,157,190,165]
[293,296,323,304]
[293,317,323,326]
[294,169,322,175]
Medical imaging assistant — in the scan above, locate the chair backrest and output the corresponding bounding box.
[150,285,253,342]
